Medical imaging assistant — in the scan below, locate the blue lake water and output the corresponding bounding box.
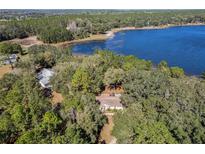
[71,25,205,75]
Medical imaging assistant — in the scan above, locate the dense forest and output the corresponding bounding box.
[1,10,205,144]
[1,10,205,43]
[0,42,151,143]
[113,63,205,143]
[0,42,205,143]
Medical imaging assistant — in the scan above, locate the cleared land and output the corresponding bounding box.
[5,36,43,48]
[52,91,64,104]
[0,65,12,79]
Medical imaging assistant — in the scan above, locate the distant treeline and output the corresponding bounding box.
[1,10,205,43]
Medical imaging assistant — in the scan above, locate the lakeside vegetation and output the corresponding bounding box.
[1,10,205,144]
[1,10,205,43]
[0,42,205,143]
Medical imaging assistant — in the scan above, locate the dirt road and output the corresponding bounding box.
[99,112,117,144]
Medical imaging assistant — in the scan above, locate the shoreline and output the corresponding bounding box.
[2,23,205,48]
[54,22,205,47]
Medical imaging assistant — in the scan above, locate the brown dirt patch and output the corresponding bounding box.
[0,65,13,79]
[99,114,115,144]
[6,36,43,48]
[52,91,64,104]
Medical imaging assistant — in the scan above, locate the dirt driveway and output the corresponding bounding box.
[99,113,117,144]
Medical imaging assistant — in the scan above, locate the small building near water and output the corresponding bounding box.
[37,68,54,88]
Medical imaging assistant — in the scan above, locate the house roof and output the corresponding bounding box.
[39,78,50,88]
[9,54,17,59]
[37,68,54,78]
[37,68,54,88]
[96,96,123,108]
[4,54,18,64]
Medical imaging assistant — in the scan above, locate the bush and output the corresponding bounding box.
[0,43,23,55]
[170,67,184,78]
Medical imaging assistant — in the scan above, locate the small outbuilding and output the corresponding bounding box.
[37,68,54,88]
[4,54,18,65]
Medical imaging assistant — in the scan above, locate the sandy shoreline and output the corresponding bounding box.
[55,23,205,47]
[2,23,205,48]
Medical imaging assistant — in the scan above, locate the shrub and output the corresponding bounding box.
[0,43,23,55]
[170,67,184,78]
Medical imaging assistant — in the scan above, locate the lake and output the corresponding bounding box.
[71,25,205,75]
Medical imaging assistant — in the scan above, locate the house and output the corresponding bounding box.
[96,95,123,111]
[37,68,54,88]
[4,54,18,65]
[66,21,81,32]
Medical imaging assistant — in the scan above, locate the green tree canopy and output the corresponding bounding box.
[71,67,92,92]
[103,67,125,87]
[0,43,22,55]
[170,67,184,78]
